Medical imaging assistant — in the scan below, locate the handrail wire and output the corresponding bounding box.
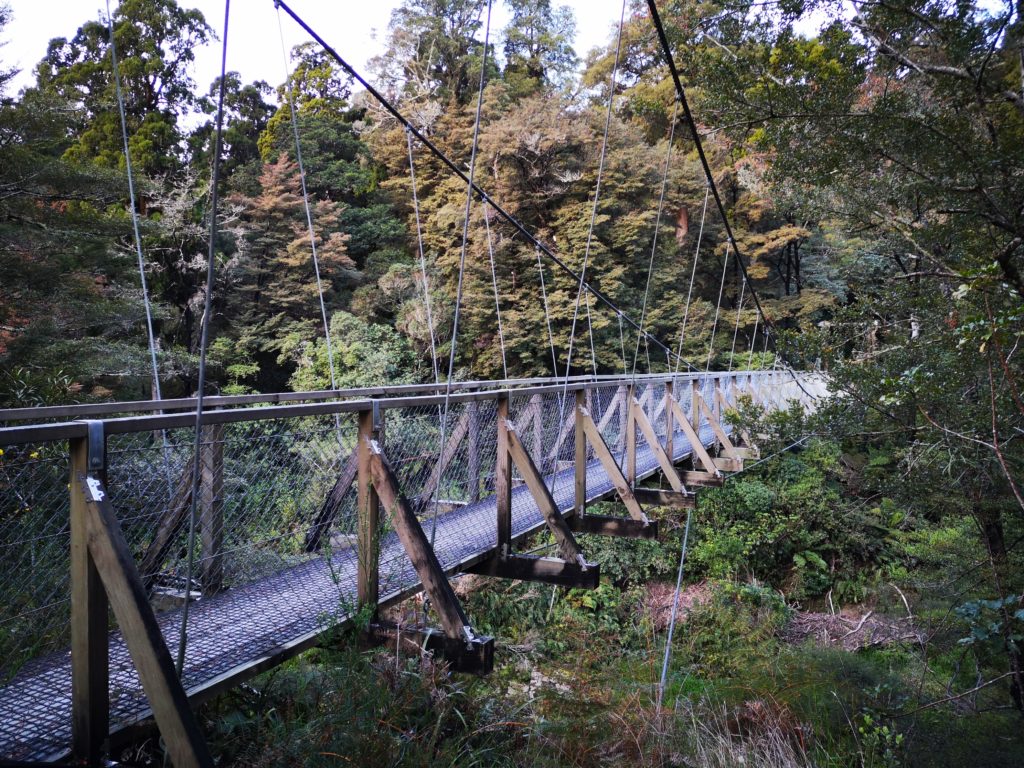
[535,245,559,377]
[177,0,230,676]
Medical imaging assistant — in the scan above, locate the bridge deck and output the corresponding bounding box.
[0,424,718,761]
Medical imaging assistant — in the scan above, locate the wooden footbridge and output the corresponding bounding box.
[0,371,822,765]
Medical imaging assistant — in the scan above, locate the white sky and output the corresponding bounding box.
[2,0,626,98]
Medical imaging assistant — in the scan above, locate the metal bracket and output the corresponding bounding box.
[84,419,105,472]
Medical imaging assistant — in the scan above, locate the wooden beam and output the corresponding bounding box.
[626,385,637,484]
[80,476,213,768]
[578,406,648,523]
[630,397,686,494]
[505,422,587,565]
[367,442,477,642]
[696,393,741,460]
[496,395,511,553]
[546,399,577,468]
[465,553,600,589]
[70,429,108,764]
[356,409,379,610]
[137,463,194,586]
[467,401,481,503]
[596,386,623,433]
[417,408,471,511]
[303,449,358,553]
[368,623,494,674]
[712,456,744,472]
[199,423,224,594]
[574,389,586,517]
[567,513,659,539]
[632,487,696,509]
[681,470,725,487]
[667,396,721,478]
[665,381,674,463]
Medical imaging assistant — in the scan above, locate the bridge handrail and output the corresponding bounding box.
[0,371,800,446]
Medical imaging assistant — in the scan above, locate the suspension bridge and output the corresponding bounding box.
[0,0,831,765]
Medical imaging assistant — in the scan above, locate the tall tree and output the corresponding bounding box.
[503,0,578,97]
[32,0,211,174]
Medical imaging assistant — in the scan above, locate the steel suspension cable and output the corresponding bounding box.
[105,0,162,403]
[483,204,508,379]
[705,245,730,374]
[407,129,440,384]
[727,275,746,370]
[657,504,693,711]
[645,0,773,344]
[105,0,176,517]
[177,0,230,676]
[674,185,710,373]
[535,245,559,377]
[275,0,688,370]
[428,0,492,547]
[564,0,627,384]
[631,99,679,381]
[277,4,337,391]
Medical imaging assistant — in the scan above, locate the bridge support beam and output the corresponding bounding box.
[72,422,213,768]
[365,435,494,673]
[465,553,600,589]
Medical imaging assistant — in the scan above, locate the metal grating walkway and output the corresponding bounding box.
[0,423,718,761]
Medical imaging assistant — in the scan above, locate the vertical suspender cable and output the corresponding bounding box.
[563,0,627,384]
[631,100,678,381]
[106,0,175,515]
[483,204,508,379]
[674,185,709,373]
[105,0,162,403]
[536,245,559,377]
[657,505,692,710]
[705,246,730,373]
[428,0,492,546]
[407,129,441,384]
[277,4,338,392]
[177,0,230,676]
[727,276,746,371]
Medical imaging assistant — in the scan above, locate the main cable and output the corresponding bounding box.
[274,0,694,372]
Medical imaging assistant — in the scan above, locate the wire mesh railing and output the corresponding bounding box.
[0,371,820,760]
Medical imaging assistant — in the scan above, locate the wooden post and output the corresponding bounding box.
[81,477,213,768]
[574,389,586,517]
[665,380,674,462]
[467,402,480,503]
[616,384,628,452]
[626,384,637,485]
[496,394,511,555]
[691,379,700,431]
[357,406,380,611]
[70,424,109,764]
[199,423,224,594]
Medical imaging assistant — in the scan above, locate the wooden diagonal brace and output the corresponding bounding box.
[630,398,686,494]
[667,396,722,478]
[696,393,741,462]
[578,405,648,524]
[79,476,213,768]
[365,441,478,644]
[304,449,358,553]
[716,386,755,451]
[416,408,471,512]
[505,421,588,566]
[137,464,193,587]
[466,553,599,589]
